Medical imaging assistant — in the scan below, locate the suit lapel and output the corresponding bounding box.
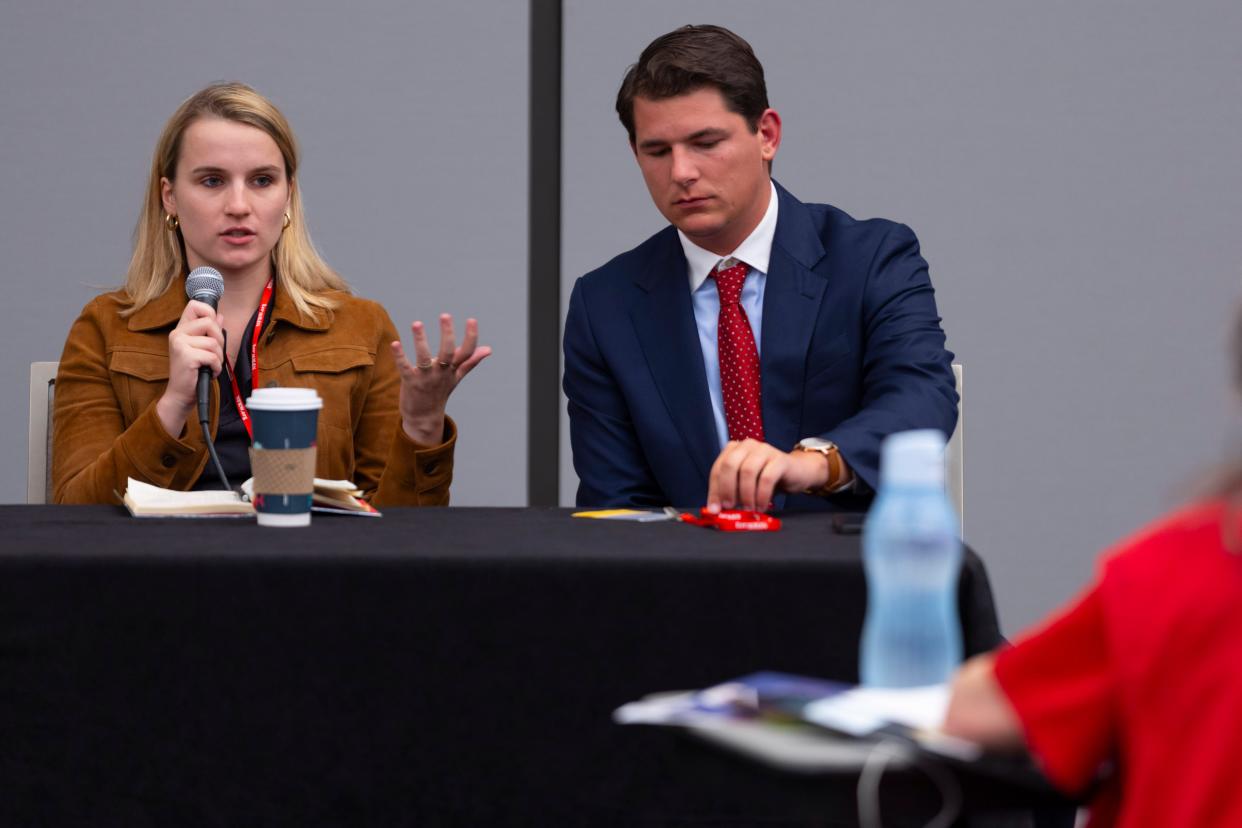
[760,183,829,451]
[630,231,719,484]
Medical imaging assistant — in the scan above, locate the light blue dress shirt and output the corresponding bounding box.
[678,182,779,452]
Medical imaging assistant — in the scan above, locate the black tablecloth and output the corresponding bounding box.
[0,506,1052,826]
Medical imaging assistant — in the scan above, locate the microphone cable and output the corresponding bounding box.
[200,418,232,493]
[199,334,233,493]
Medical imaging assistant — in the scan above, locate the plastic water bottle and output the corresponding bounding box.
[860,429,963,687]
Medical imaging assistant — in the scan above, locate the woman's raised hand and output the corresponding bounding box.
[390,314,491,445]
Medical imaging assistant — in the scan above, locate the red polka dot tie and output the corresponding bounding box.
[713,258,764,442]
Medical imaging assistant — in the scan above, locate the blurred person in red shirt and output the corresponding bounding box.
[943,312,1242,827]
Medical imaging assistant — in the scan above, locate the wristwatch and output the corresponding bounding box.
[793,438,851,496]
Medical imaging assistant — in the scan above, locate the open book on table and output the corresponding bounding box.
[305,478,381,516]
[122,477,254,518]
[240,477,381,516]
[122,477,380,518]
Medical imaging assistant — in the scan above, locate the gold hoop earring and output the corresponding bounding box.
[282,212,291,229]
[165,214,179,231]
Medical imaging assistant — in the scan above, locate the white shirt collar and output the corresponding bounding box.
[679,180,780,293]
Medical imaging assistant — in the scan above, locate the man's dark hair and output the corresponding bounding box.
[616,25,769,144]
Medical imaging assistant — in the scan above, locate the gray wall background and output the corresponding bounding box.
[4,1,1241,635]
[1,1,528,506]
[560,1,1242,631]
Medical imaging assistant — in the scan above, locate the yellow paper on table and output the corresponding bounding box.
[572,509,673,522]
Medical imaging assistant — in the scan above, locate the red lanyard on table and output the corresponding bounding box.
[679,508,782,532]
[226,277,274,441]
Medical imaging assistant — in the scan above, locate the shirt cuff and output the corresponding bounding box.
[389,416,457,495]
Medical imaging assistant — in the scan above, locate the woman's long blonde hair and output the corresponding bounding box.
[122,81,348,318]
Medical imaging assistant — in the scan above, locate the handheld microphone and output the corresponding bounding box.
[185,267,225,426]
[184,267,232,491]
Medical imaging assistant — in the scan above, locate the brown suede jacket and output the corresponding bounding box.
[53,277,454,506]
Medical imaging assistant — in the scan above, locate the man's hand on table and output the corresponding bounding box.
[706,439,834,513]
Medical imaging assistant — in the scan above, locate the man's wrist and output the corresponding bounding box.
[792,438,852,496]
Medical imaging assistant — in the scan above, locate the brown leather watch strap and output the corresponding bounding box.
[795,443,850,497]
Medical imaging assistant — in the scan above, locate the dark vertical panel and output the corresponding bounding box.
[528,0,562,506]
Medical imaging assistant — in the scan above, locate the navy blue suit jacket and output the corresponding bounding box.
[563,182,957,509]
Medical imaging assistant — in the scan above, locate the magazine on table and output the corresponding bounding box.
[614,670,1067,796]
[613,671,984,772]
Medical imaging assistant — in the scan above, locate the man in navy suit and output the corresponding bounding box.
[563,24,957,511]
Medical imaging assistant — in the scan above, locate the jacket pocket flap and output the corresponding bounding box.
[110,349,169,381]
[290,348,375,373]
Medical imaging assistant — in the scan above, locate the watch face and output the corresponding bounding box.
[799,438,836,451]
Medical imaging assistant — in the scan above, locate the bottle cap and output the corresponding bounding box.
[879,429,946,488]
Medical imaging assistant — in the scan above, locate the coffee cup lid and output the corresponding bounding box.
[246,387,323,411]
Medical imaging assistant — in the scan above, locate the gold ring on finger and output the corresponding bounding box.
[417,360,434,370]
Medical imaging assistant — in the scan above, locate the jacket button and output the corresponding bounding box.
[423,461,440,476]
[161,454,176,468]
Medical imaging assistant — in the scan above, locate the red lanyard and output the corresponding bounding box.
[679,508,782,532]
[226,277,274,440]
